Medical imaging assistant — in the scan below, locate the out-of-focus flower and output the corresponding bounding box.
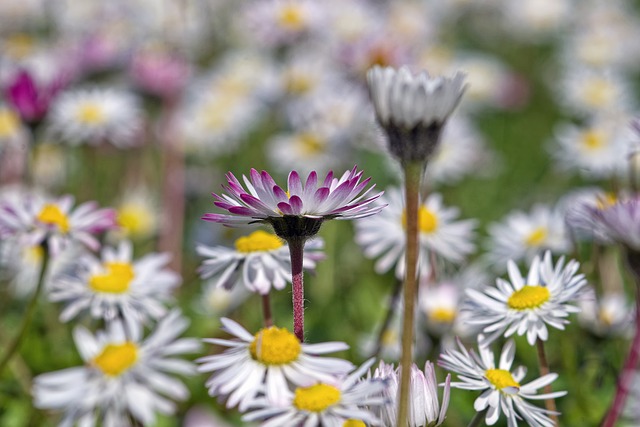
[197,230,323,295]
[500,0,571,41]
[113,188,158,241]
[197,318,353,410]
[49,240,180,327]
[129,47,190,100]
[0,104,28,151]
[560,67,631,116]
[584,196,640,250]
[578,289,634,337]
[355,188,476,279]
[367,65,467,163]
[466,251,586,346]
[486,204,571,268]
[563,188,620,243]
[439,338,567,426]
[48,87,143,147]
[33,310,200,426]
[372,360,450,427]
[4,69,62,123]
[242,358,387,427]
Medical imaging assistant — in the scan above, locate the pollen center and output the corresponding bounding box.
[76,103,106,125]
[401,206,439,233]
[343,420,366,427]
[293,383,341,412]
[92,342,138,376]
[525,227,547,246]
[507,285,550,310]
[89,262,135,294]
[485,369,520,391]
[37,204,70,233]
[0,108,20,137]
[117,203,154,237]
[279,5,305,30]
[249,327,301,365]
[235,230,284,253]
[581,130,605,150]
[428,307,457,323]
[298,132,325,155]
[584,79,614,107]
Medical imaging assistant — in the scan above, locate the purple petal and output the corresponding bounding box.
[272,185,289,202]
[288,171,303,197]
[322,170,334,188]
[288,196,304,214]
[228,206,257,215]
[277,202,293,215]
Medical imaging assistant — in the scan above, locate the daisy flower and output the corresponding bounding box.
[0,191,116,255]
[197,317,354,411]
[486,204,571,268]
[563,188,620,244]
[32,310,201,427]
[203,166,383,240]
[560,67,631,116]
[420,281,462,337]
[578,289,634,338]
[48,240,180,326]
[242,358,387,427]
[113,187,158,241]
[355,188,476,279]
[48,87,143,147]
[439,338,567,427]
[465,251,587,346]
[196,230,324,295]
[372,360,450,427]
[583,196,640,250]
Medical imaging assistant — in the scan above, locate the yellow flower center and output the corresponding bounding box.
[278,5,305,30]
[89,262,135,294]
[235,230,284,253]
[507,285,550,310]
[37,204,70,233]
[76,103,106,125]
[293,383,341,412]
[401,206,439,234]
[581,130,605,151]
[298,132,326,156]
[92,342,138,376]
[343,420,366,427]
[0,108,20,138]
[285,72,314,94]
[583,78,614,107]
[381,329,398,347]
[599,309,615,327]
[525,227,547,247]
[485,369,520,391]
[595,193,617,210]
[4,33,34,59]
[117,203,155,238]
[249,327,301,365]
[428,307,457,323]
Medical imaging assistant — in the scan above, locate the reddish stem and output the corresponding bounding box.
[261,294,273,328]
[288,238,305,342]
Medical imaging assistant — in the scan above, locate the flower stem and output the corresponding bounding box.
[397,161,423,427]
[601,264,640,427]
[372,277,403,359]
[535,339,559,425]
[0,244,49,375]
[261,294,273,327]
[467,409,487,427]
[288,238,306,342]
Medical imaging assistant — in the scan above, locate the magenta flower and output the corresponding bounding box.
[4,70,63,123]
[203,166,384,240]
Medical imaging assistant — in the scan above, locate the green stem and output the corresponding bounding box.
[371,278,403,359]
[467,409,487,427]
[0,244,49,375]
[397,161,423,427]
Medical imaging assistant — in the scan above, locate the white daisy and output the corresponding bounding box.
[355,187,476,279]
[420,281,461,337]
[486,204,571,268]
[500,0,571,41]
[48,87,143,147]
[578,289,634,338]
[560,67,631,116]
[372,360,450,427]
[197,318,354,411]
[32,310,201,427]
[48,240,180,327]
[439,338,567,427]
[242,358,387,427]
[112,187,158,241]
[197,230,324,295]
[466,251,587,346]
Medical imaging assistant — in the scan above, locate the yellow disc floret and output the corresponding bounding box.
[525,227,547,247]
[298,132,326,156]
[0,108,20,138]
[278,5,305,30]
[401,206,439,234]
[581,130,605,151]
[343,420,367,427]
[485,369,520,391]
[428,308,457,323]
[507,285,550,310]
[293,383,341,412]
[92,342,138,376]
[117,202,155,238]
[37,204,70,233]
[89,262,135,294]
[76,102,106,125]
[249,327,301,365]
[235,230,284,253]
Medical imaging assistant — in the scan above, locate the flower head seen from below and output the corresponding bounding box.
[48,240,180,326]
[466,251,587,346]
[439,338,567,427]
[355,187,476,279]
[196,230,324,295]
[197,317,354,411]
[584,196,640,250]
[203,166,384,241]
[372,360,450,427]
[366,65,467,163]
[0,191,116,255]
[32,310,200,426]
[242,358,387,427]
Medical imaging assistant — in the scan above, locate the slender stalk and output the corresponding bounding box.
[397,161,423,427]
[371,278,403,359]
[0,244,49,375]
[535,339,559,425]
[601,274,640,427]
[261,294,274,327]
[467,409,487,427]
[288,238,306,342]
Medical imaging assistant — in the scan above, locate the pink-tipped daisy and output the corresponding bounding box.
[203,166,384,240]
